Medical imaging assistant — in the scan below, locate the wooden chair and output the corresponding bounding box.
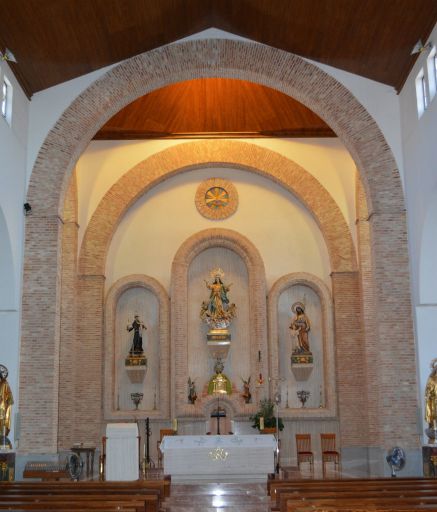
[295,434,314,475]
[157,429,176,467]
[320,433,341,477]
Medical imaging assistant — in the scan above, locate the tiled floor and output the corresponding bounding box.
[162,482,271,511]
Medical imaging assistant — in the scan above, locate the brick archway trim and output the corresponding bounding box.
[19,39,415,454]
[78,140,356,276]
[26,39,402,215]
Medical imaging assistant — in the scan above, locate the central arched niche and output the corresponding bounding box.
[171,228,267,420]
[187,246,250,394]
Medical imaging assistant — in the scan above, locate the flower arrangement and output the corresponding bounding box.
[249,398,284,431]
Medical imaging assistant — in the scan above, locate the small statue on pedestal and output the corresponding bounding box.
[125,314,147,371]
[425,358,437,443]
[127,315,146,355]
[0,365,13,450]
[241,377,252,403]
[290,302,313,365]
[188,377,197,404]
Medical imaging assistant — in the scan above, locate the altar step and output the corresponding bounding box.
[162,482,271,511]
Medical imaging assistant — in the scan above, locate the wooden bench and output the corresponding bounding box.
[286,497,437,512]
[0,479,170,497]
[280,490,437,512]
[0,481,165,512]
[269,477,437,504]
[267,478,437,512]
[269,477,437,496]
[0,494,157,511]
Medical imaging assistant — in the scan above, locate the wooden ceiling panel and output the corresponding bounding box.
[93,78,337,139]
[1,1,436,97]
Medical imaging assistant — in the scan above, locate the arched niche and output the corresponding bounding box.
[171,228,267,418]
[187,246,250,394]
[268,273,336,418]
[104,274,170,420]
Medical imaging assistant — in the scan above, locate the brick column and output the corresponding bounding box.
[331,271,368,447]
[356,178,382,449]
[369,211,418,449]
[74,274,105,444]
[58,175,78,449]
[19,215,63,453]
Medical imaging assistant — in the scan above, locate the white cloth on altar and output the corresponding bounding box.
[161,434,276,482]
[105,423,138,481]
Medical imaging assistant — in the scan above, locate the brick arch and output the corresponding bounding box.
[19,39,416,463]
[171,228,266,418]
[78,140,356,276]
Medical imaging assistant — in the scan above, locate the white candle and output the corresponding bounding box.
[173,418,178,432]
[259,416,264,430]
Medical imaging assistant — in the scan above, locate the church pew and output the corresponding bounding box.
[286,498,437,512]
[270,478,437,505]
[0,506,138,512]
[0,478,169,497]
[280,493,437,512]
[274,487,437,512]
[0,493,158,512]
[268,477,437,496]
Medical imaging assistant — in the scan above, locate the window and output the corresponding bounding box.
[427,47,437,101]
[1,76,12,125]
[415,69,428,118]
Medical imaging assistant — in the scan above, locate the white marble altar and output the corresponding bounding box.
[105,423,139,481]
[161,434,276,482]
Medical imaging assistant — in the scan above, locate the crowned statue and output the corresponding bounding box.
[200,268,236,342]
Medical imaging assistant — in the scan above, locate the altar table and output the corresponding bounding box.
[161,434,276,482]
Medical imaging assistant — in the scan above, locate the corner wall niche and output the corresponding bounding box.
[104,275,170,421]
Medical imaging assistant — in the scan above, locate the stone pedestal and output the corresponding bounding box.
[0,451,15,481]
[422,445,437,477]
[207,340,231,360]
[291,362,314,381]
[125,354,147,383]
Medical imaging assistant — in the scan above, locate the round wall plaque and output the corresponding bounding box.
[195,178,238,220]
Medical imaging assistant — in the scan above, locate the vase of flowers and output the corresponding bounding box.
[249,398,284,432]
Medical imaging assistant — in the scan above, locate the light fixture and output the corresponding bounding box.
[0,48,17,63]
[411,39,433,56]
[23,203,32,216]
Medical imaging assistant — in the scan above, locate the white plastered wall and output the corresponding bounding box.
[0,58,29,446]
[399,22,437,439]
[102,165,333,292]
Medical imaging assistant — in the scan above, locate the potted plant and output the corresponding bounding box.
[250,398,284,432]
